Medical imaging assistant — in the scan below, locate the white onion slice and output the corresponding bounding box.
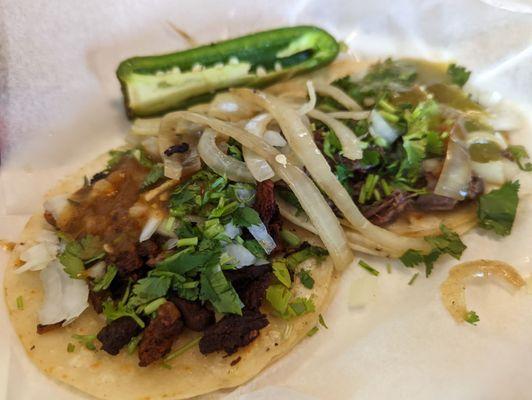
[198,128,255,183]
[43,195,68,222]
[298,80,317,115]
[263,130,287,147]
[141,136,161,160]
[208,92,259,122]
[131,118,162,136]
[248,222,277,254]
[327,111,370,120]
[434,139,472,200]
[224,243,256,268]
[313,81,362,111]
[139,215,162,242]
[440,259,525,323]
[159,111,353,269]
[369,110,399,145]
[309,109,363,160]
[234,88,429,255]
[38,260,89,326]
[243,114,276,182]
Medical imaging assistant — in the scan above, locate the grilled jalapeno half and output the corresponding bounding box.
[117,25,339,118]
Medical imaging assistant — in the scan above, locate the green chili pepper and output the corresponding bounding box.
[117,26,339,118]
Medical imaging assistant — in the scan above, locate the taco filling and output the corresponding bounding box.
[30,148,329,366]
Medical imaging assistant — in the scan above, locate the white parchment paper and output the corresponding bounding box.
[1,0,532,399]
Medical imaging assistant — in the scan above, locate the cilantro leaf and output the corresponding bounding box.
[335,164,354,191]
[299,269,315,289]
[156,250,215,275]
[447,63,471,87]
[425,224,466,260]
[464,310,480,325]
[92,265,117,292]
[266,284,292,314]
[59,252,85,279]
[477,181,520,236]
[127,276,171,309]
[141,163,164,189]
[232,207,262,228]
[72,334,97,351]
[507,145,532,172]
[323,130,342,159]
[243,240,267,259]
[102,299,145,328]
[399,249,424,267]
[200,264,243,315]
[272,260,291,288]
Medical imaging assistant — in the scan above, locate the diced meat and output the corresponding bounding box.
[254,180,283,252]
[414,194,457,211]
[362,191,413,226]
[199,310,269,355]
[225,264,272,310]
[43,211,57,227]
[112,251,143,274]
[138,302,183,367]
[90,170,110,185]
[170,297,215,331]
[467,176,484,199]
[88,288,110,314]
[36,321,64,335]
[97,317,141,356]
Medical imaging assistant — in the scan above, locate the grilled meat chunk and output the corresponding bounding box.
[97,317,141,355]
[138,302,183,366]
[362,191,413,226]
[170,297,215,331]
[254,180,283,251]
[225,264,272,310]
[199,310,269,355]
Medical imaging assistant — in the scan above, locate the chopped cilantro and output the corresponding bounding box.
[58,252,85,279]
[318,313,328,329]
[285,297,316,318]
[361,149,381,167]
[67,343,75,353]
[232,207,262,228]
[507,145,532,172]
[285,245,328,270]
[72,334,97,351]
[276,187,303,211]
[306,326,319,337]
[16,295,24,310]
[272,260,292,288]
[400,249,424,267]
[447,63,471,87]
[408,272,419,286]
[477,181,520,236]
[127,275,171,309]
[127,334,143,355]
[227,138,244,161]
[465,310,480,325]
[243,240,267,259]
[141,163,164,189]
[59,235,105,279]
[143,298,167,315]
[266,284,292,315]
[323,130,342,159]
[358,260,379,276]
[335,164,355,191]
[299,269,315,289]
[92,265,117,292]
[200,263,243,315]
[164,336,202,361]
[280,229,301,247]
[103,300,145,328]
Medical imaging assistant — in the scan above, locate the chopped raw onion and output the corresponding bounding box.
[313,81,362,111]
[369,110,399,145]
[198,128,255,183]
[224,243,256,268]
[131,118,162,136]
[43,195,68,222]
[86,261,106,279]
[224,222,241,239]
[139,215,163,242]
[160,110,353,269]
[440,259,525,323]
[471,160,505,185]
[434,138,471,199]
[141,136,161,160]
[248,222,276,254]
[309,109,363,160]
[38,260,89,326]
[234,89,429,255]
[298,80,317,115]
[16,240,59,274]
[327,111,370,120]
